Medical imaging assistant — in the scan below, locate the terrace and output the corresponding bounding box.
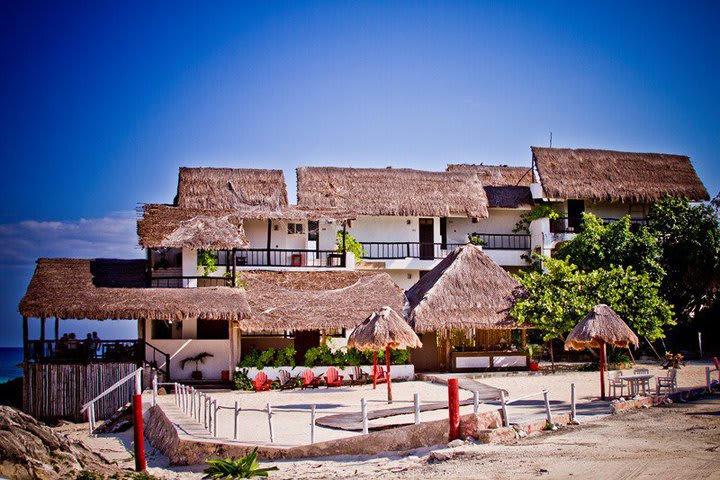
[359,234,531,260]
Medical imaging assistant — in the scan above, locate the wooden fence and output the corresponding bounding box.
[23,362,137,422]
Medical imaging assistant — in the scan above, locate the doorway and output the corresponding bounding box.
[419,218,435,260]
[567,200,585,232]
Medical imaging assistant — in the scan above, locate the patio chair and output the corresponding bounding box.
[656,368,677,395]
[252,371,272,392]
[633,368,651,393]
[371,364,387,384]
[324,367,344,387]
[713,357,719,371]
[277,369,295,390]
[349,366,369,385]
[300,369,322,389]
[608,370,625,397]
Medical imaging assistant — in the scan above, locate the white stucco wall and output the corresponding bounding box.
[446,209,525,243]
[348,215,441,244]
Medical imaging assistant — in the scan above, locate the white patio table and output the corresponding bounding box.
[619,373,655,396]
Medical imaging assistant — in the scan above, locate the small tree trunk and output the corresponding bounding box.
[549,339,555,374]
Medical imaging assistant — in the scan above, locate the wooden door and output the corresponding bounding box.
[419,218,434,260]
[567,200,585,232]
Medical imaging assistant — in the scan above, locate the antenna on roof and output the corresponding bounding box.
[549,131,553,148]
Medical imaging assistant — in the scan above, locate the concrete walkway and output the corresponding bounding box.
[417,373,506,401]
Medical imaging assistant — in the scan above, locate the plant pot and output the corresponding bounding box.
[529,360,540,371]
[221,370,230,382]
[191,370,203,380]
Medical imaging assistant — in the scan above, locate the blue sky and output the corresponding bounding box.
[1,1,718,346]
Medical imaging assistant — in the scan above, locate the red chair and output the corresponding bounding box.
[713,357,719,371]
[252,371,272,392]
[300,369,322,389]
[324,367,344,387]
[371,364,387,384]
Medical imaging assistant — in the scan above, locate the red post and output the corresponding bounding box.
[132,394,146,471]
[448,378,460,441]
[599,343,606,400]
[372,351,378,389]
[386,345,392,404]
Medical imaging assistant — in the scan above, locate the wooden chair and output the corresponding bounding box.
[608,370,625,397]
[371,364,387,384]
[300,369,322,389]
[713,357,719,371]
[252,371,272,392]
[349,366,369,385]
[324,367,344,387]
[277,369,295,390]
[656,368,677,395]
[633,368,651,393]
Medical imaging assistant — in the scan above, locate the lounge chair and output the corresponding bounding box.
[608,370,625,397]
[371,364,387,385]
[300,369,322,389]
[349,366,369,385]
[252,371,272,392]
[656,368,677,395]
[277,369,295,390]
[324,367,344,387]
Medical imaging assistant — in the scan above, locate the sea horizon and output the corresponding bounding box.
[0,346,23,383]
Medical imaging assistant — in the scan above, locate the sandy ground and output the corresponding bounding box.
[58,362,720,479]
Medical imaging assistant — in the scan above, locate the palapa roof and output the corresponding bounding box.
[447,164,533,208]
[237,270,405,333]
[532,147,709,202]
[565,304,639,350]
[347,306,422,350]
[405,244,524,332]
[297,167,489,218]
[19,258,250,321]
[137,204,248,249]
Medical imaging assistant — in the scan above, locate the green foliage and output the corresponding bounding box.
[512,256,674,342]
[525,344,542,359]
[76,471,100,480]
[180,352,214,371]
[198,249,218,276]
[646,196,720,322]
[467,233,486,246]
[234,368,254,391]
[223,271,249,288]
[238,344,409,371]
[553,213,664,282]
[513,205,559,234]
[203,448,279,478]
[336,230,364,262]
[239,346,296,369]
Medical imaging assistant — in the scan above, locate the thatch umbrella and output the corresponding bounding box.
[348,306,422,403]
[565,304,639,400]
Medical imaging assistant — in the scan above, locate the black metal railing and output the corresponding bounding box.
[150,276,233,288]
[235,248,345,268]
[550,216,647,234]
[359,236,530,260]
[468,233,531,250]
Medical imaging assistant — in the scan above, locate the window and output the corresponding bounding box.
[151,248,182,270]
[197,319,229,339]
[308,221,319,242]
[152,320,173,339]
[287,223,304,235]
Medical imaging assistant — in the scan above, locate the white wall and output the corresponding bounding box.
[446,209,525,243]
[385,269,421,290]
[348,215,440,243]
[146,339,231,381]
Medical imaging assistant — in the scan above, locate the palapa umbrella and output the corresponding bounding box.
[565,304,639,400]
[348,306,422,403]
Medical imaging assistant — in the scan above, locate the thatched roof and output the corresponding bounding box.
[19,259,250,321]
[137,204,248,249]
[565,304,640,350]
[405,244,524,332]
[532,147,709,202]
[347,306,422,350]
[176,167,289,210]
[447,164,533,208]
[237,270,405,333]
[297,167,489,218]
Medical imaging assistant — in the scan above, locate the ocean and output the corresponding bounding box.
[0,347,23,383]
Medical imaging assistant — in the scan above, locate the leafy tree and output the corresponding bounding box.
[553,214,664,282]
[645,196,720,322]
[512,256,674,342]
[513,205,559,234]
[336,231,364,262]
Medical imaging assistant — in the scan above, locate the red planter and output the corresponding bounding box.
[529,360,540,371]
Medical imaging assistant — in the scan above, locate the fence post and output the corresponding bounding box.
[310,404,316,444]
[213,400,218,437]
[208,397,213,434]
[135,369,142,396]
[473,390,479,414]
[267,403,274,443]
[543,389,553,425]
[189,387,194,414]
[361,398,369,434]
[152,372,157,407]
[448,378,460,441]
[234,401,239,440]
[132,391,146,472]
[500,390,509,427]
[706,367,711,392]
[413,393,420,424]
[204,395,209,429]
[571,383,576,422]
[174,383,178,405]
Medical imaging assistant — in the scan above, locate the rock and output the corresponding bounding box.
[464,436,476,443]
[158,387,167,396]
[517,429,528,438]
[0,406,128,480]
[447,439,465,448]
[427,450,453,463]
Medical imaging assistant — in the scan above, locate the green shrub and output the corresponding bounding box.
[234,368,254,391]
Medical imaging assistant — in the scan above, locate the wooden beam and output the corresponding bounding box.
[266,220,272,266]
[22,316,28,358]
[54,317,59,341]
[341,222,347,267]
[231,249,237,286]
[40,318,46,344]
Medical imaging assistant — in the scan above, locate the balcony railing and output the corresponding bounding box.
[235,248,345,268]
[150,276,233,288]
[359,236,530,260]
[550,216,647,234]
[468,233,531,250]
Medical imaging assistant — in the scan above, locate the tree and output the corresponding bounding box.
[553,214,664,282]
[645,196,720,323]
[512,256,674,342]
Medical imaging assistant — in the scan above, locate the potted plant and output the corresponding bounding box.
[527,344,541,371]
[180,352,214,380]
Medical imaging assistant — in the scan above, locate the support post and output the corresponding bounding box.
[448,378,460,441]
[361,398,368,434]
[372,351,378,389]
[152,372,157,407]
[473,391,479,414]
[40,318,45,348]
[413,393,420,424]
[174,383,178,405]
[706,367,711,392]
[22,316,28,358]
[310,404,316,444]
[213,400,218,437]
[234,401,239,440]
[341,222,347,267]
[135,370,142,396]
[543,389,553,425]
[386,345,392,404]
[132,394,146,472]
[599,343,607,400]
[266,219,272,266]
[267,403,274,443]
[571,383,576,422]
[54,317,59,341]
[500,390,509,427]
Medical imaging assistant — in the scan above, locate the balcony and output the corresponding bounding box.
[550,216,647,234]
[235,248,346,268]
[359,234,530,260]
